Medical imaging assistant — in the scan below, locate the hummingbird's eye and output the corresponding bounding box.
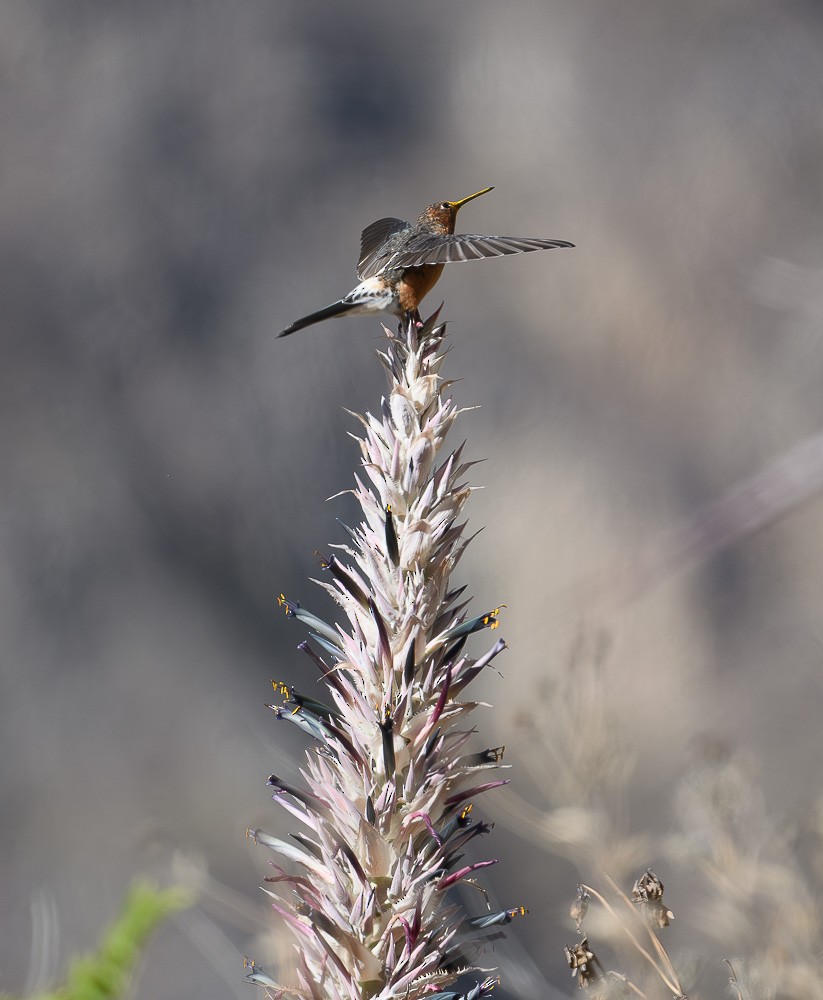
[439,202,450,210]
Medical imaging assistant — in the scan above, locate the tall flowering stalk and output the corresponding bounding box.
[247,312,521,1000]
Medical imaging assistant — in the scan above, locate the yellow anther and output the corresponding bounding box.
[271,680,290,699]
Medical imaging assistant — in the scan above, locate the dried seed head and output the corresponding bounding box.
[632,868,664,901]
[570,884,591,931]
[632,868,674,927]
[565,937,600,989]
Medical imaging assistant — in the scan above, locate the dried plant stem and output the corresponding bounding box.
[613,973,648,1000]
[581,881,684,997]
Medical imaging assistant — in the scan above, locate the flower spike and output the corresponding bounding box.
[253,313,517,1000]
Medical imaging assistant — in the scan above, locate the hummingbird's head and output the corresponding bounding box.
[418,186,494,234]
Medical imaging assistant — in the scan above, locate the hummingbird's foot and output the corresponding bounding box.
[399,309,423,331]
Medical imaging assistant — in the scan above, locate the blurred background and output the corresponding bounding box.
[3,2,823,997]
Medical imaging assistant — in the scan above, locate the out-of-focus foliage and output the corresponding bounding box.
[7,883,188,1000]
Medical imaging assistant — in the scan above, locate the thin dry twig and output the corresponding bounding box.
[603,874,683,995]
[581,881,683,997]
[723,959,745,1000]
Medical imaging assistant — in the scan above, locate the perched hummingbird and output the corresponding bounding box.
[278,186,573,337]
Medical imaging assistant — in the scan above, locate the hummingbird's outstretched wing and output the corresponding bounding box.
[374,233,574,273]
[357,217,413,279]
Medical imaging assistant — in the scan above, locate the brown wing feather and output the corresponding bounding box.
[376,233,574,272]
[357,217,412,279]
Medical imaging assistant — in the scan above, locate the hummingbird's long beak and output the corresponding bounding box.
[449,186,494,211]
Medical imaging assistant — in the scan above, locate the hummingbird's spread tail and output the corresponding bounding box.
[279,277,399,337]
[278,299,363,338]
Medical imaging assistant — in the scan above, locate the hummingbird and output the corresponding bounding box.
[278,186,573,337]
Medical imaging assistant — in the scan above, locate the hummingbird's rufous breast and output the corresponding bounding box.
[394,263,447,312]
